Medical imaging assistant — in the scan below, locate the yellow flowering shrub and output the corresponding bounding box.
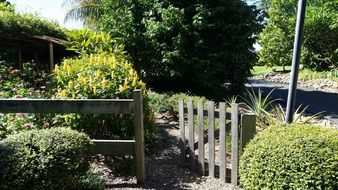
[52,53,154,140]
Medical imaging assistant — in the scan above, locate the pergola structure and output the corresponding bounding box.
[0,34,70,71]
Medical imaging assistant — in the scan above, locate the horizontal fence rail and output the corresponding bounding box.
[0,90,145,184]
[0,99,134,114]
[91,140,135,156]
[179,99,256,186]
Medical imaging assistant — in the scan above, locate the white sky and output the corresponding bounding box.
[8,0,83,29]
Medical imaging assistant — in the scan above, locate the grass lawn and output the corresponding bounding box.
[251,65,338,82]
[251,66,291,76]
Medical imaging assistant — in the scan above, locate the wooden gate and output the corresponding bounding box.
[179,100,256,186]
[0,89,145,183]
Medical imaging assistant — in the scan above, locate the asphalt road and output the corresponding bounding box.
[246,79,338,125]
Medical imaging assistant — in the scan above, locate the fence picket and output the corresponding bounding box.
[188,100,195,170]
[179,100,185,165]
[240,114,256,155]
[219,102,226,182]
[179,100,256,187]
[208,101,215,177]
[231,103,239,186]
[198,100,205,175]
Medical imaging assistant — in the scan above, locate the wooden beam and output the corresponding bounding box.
[49,42,54,71]
[31,34,69,46]
[91,140,135,156]
[0,99,134,114]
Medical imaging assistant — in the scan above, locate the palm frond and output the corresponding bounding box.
[63,0,103,27]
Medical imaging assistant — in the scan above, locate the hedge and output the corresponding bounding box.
[0,128,104,190]
[240,124,338,190]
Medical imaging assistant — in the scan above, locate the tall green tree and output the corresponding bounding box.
[97,0,262,98]
[258,0,338,71]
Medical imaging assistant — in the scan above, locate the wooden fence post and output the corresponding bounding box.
[179,100,185,165]
[240,114,256,155]
[133,90,145,183]
[208,101,215,177]
[231,103,239,186]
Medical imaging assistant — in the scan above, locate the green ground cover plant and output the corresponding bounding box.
[0,128,104,190]
[240,124,338,190]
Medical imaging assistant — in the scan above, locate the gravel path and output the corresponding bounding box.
[92,116,239,190]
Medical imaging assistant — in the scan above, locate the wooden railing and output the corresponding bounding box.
[179,100,256,186]
[0,89,145,183]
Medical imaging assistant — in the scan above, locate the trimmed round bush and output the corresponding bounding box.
[240,124,338,190]
[0,128,103,190]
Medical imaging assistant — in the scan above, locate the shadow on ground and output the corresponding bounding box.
[105,119,207,190]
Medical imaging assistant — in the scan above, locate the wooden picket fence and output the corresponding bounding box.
[179,100,256,186]
[0,90,145,184]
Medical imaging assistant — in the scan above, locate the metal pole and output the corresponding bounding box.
[285,0,307,123]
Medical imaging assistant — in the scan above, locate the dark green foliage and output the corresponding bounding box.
[258,0,338,71]
[0,128,104,190]
[240,124,338,189]
[98,0,262,98]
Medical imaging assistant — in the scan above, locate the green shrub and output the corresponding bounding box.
[0,5,66,39]
[148,91,207,117]
[148,91,173,114]
[66,29,126,57]
[240,124,338,190]
[52,53,155,140]
[0,128,104,190]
